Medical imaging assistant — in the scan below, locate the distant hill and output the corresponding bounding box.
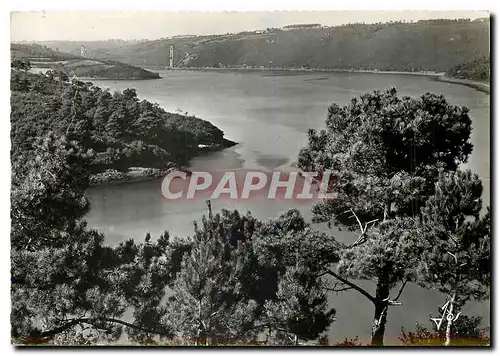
[36,18,490,73]
[11,43,76,60]
[28,39,148,57]
[11,43,160,80]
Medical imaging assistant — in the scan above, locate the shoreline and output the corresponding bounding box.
[75,75,162,81]
[89,167,192,187]
[29,66,162,81]
[89,141,237,187]
[161,66,446,77]
[165,67,489,94]
[433,76,490,94]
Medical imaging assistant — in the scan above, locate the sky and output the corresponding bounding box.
[10,10,489,42]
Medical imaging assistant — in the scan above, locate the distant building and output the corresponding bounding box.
[282,23,322,31]
[171,34,197,39]
[80,45,85,58]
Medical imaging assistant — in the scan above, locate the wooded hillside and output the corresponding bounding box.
[37,18,489,74]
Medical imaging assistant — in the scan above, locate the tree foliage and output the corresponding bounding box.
[11,133,121,343]
[11,59,32,71]
[164,218,258,345]
[417,170,490,303]
[11,133,189,344]
[261,266,335,345]
[252,209,338,345]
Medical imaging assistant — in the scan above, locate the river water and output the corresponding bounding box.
[86,69,490,344]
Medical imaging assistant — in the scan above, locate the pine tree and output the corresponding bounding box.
[106,109,125,139]
[416,170,490,345]
[11,133,169,344]
[297,88,475,345]
[262,266,336,345]
[252,209,338,345]
[164,213,258,345]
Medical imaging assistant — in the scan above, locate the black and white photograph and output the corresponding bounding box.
[8,7,491,347]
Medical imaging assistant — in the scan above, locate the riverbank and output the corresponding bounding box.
[164,66,445,77]
[30,67,162,81]
[73,75,162,81]
[434,76,490,94]
[89,140,237,186]
[89,167,192,186]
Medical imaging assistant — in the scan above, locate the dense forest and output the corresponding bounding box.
[10,69,230,177]
[38,18,489,75]
[11,77,491,345]
[11,43,160,80]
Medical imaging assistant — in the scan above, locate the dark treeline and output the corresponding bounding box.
[10,70,227,174]
[10,82,490,345]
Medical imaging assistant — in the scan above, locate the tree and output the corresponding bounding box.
[297,88,475,345]
[163,213,259,345]
[111,233,182,344]
[252,209,338,345]
[11,133,91,249]
[261,266,335,345]
[415,170,490,345]
[11,133,170,344]
[11,59,31,71]
[105,110,124,139]
[22,59,32,71]
[45,69,69,82]
[10,71,30,92]
[133,113,164,141]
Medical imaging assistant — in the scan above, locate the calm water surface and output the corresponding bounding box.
[87,70,490,343]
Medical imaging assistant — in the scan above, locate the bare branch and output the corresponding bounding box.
[342,208,379,247]
[447,233,460,246]
[446,251,458,264]
[349,208,364,233]
[382,298,402,306]
[326,269,376,303]
[379,280,408,307]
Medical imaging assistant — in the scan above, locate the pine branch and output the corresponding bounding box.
[325,280,354,293]
[325,269,376,303]
[326,286,353,293]
[23,317,171,341]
